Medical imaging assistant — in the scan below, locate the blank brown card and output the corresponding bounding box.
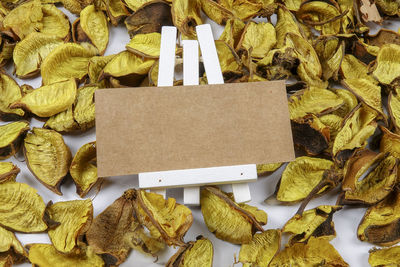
[95,80,295,177]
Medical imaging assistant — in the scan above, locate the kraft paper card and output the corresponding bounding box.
[95,80,295,177]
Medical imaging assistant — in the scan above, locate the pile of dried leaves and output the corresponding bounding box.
[1,0,400,266]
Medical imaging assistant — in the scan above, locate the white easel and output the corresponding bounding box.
[138,25,258,205]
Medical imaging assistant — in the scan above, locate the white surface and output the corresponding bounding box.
[231,183,252,203]
[183,186,200,206]
[1,8,398,267]
[182,40,199,86]
[157,26,177,87]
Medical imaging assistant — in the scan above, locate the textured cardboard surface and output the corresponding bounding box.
[95,80,294,177]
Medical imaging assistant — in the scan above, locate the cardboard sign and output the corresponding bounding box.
[95,80,295,177]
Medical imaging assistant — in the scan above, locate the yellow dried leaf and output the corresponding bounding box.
[167,236,213,267]
[133,189,193,246]
[101,50,154,80]
[215,40,241,73]
[283,205,341,244]
[314,36,344,80]
[275,6,302,48]
[0,181,47,232]
[340,54,378,84]
[369,246,400,266]
[269,237,349,267]
[0,73,24,120]
[276,156,335,203]
[13,32,63,78]
[200,186,265,244]
[0,225,26,261]
[200,0,233,25]
[123,0,151,11]
[239,229,280,267]
[44,106,78,133]
[41,43,98,85]
[388,88,400,134]
[359,190,400,246]
[0,162,19,183]
[373,44,400,85]
[2,0,43,40]
[74,85,97,131]
[24,128,71,195]
[333,104,377,166]
[28,244,104,267]
[257,162,283,176]
[333,88,358,118]
[238,21,276,59]
[10,79,77,117]
[79,5,109,55]
[88,54,115,85]
[126,32,161,58]
[375,0,400,17]
[70,141,97,197]
[104,0,129,26]
[47,199,93,253]
[219,18,245,48]
[40,4,70,41]
[171,0,202,38]
[380,126,400,158]
[288,88,343,120]
[343,155,397,205]
[0,121,29,160]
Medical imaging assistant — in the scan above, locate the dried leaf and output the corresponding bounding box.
[0,121,29,160]
[166,236,213,267]
[0,162,19,183]
[0,73,24,121]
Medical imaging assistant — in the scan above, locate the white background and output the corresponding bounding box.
[1,7,399,267]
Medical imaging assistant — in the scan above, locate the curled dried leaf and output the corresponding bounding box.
[0,73,24,121]
[200,186,266,244]
[288,88,343,120]
[200,0,233,25]
[341,154,397,205]
[24,128,72,195]
[388,88,400,134]
[0,121,29,160]
[126,32,161,58]
[237,21,276,59]
[40,4,70,41]
[314,36,344,81]
[0,225,27,264]
[372,44,400,86]
[275,156,337,203]
[0,162,19,183]
[239,229,280,267]
[77,5,109,55]
[375,0,400,17]
[88,54,115,85]
[70,141,97,197]
[0,181,47,232]
[10,79,77,118]
[133,189,193,246]
[332,104,377,167]
[358,190,400,246]
[41,43,98,85]
[124,1,173,38]
[380,126,400,158]
[104,0,129,26]
[13,33,64,79]
[332,88,358,118]
[47,199,93,253]
[27,244,104,267]
[219,18,245,48]
[166,236,213,267]
[269,236,349,267]
[171,0,202,38]
[44,106,79,133]
[74,85,97,131]
[87,189,164,265]
[283,205,341,244]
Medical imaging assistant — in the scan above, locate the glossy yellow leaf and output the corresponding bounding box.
[219,18,245,48]
[373,44,400,85]
[257,162,283,176]
[88,54,115,85]
[269,237,349,267]
[200,186,265,244]
[239,21,276,59]
[333,88,358,118]
[0,181,47,232]
[70,141,97,197]
[10,79,77,117]
[0,162,19,183]
[47,199,93,253]
[126,32,161,58]
[239,229,280,267]
[0,73,24,120]
[79,5,109,55]
[276,156,335,203]
[24,128,71,195]
[200,0,233,25]
[359,190,400,246]
[133,189,193,246]
[40,4,70,40]
[167,237,213,267]
[343,79,383,115]
[275,6,302,48]
[13,32,63,78]
[380,126,400,158]
[28,244,104,267]
[283,205,341,244]
[369,246,400,266]
[0,121,29,160]
[288,88,343,120]
[41,43,98,85]
[44,106,78,133]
